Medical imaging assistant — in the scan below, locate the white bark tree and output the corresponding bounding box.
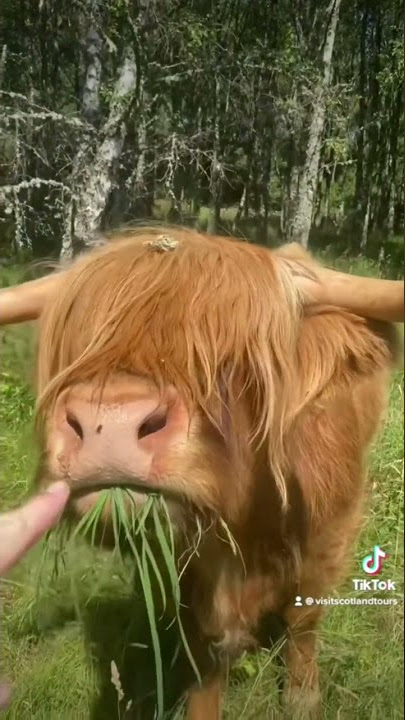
[290,0,342,248]
[82,25,102,125]
[60,47,137,259]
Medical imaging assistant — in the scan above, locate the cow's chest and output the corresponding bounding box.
[192,565,290,658]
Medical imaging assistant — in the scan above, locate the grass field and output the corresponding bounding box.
[0,257,403,720]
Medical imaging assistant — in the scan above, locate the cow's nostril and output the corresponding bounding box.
[138,410,167,440]
[66,412,84,441]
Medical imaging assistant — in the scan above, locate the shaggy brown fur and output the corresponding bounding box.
[34,227,399,719]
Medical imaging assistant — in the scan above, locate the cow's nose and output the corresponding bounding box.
[51,383,181,483]
[63,399,168,449]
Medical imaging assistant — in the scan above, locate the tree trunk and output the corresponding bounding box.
[360,9,382,249]
[325,159,337,220]
[387,87,402,235]
[82,24,102,125]
[165,131,182,219]
[132,103,148,216]
[233,185,247,230]
[209,75,222,234]
[0,44,7,88]
[192,105,203,215]
[355,8,367,211]
[61,47,137,259]
[284,161,300,238]
[360,192,371,251]
[260,141,272,235]
[290,0,342,248]
[233,143,255,230]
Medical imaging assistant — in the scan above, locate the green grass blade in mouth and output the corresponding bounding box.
[110,490,122,553]
[71,489,110,542]
[138,539,165,718]
[117,507,165,717]
[133,494,155,535]
[152,502,181,605]
[159,497,176,558]
[176,612,202,688]
[152,502,202,687]
[43,487,203,714]
[142,533,167,618]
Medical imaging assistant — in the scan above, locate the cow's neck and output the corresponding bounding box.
[180,460,306,653]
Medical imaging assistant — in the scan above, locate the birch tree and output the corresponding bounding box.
[61,47,137,259]
[290,0,342,248]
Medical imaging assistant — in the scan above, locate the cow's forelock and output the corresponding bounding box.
[35,228,304,510]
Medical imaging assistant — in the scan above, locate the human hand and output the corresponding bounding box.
[0,481,70,710]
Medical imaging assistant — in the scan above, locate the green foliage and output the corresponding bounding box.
[0,0,403,257]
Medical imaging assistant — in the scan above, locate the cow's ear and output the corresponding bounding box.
[290,307,400,418]
[0,273,65,326]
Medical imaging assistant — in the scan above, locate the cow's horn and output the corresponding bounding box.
[296,268,404,323]
[1,262,403,326]
[0,273,63,326]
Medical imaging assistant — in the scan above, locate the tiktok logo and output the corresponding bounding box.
[361,545,388,575]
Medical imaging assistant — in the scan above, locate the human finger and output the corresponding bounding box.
[0,481,70,575]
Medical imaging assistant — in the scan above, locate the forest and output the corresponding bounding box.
[0,0,403,273]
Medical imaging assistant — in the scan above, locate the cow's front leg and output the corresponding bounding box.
[282,605,322,720]
[185,674,223,720]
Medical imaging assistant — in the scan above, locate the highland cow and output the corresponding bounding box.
[1,227,403,719]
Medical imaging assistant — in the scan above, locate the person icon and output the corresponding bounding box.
[294,595,303,607]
